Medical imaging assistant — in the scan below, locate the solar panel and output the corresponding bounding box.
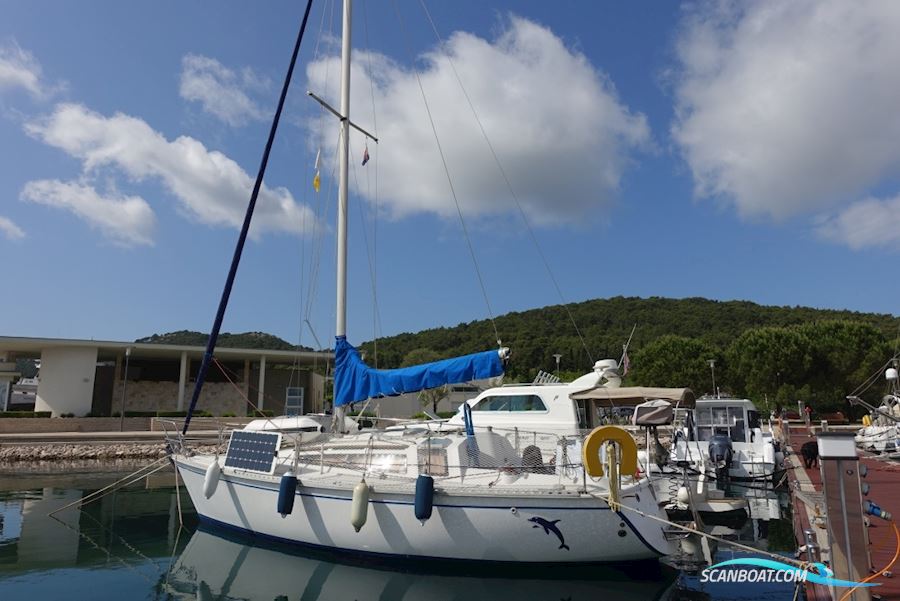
[224,430,282,475]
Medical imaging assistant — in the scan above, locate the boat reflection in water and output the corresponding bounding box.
[163,526,679,601]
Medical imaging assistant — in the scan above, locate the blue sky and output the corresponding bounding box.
[1,0,898,352]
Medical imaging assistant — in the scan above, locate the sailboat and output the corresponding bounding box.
[851,363,900,453]
[169,0,676,564]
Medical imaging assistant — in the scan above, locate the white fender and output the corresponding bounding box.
[351,479,370,532]
[203,460,221,499]
[763,443,776,465]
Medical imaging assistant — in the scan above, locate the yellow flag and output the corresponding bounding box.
[313,171,320,193]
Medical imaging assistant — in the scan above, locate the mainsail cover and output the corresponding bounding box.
[333,336,506,407]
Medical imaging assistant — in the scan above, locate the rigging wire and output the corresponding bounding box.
[182,0,316,435]
[351,150,384,361]
[848,353,900,398]
[291,0,337,392]
[390,0,502,348]
[302,0,338,349]
[417,0,595,365]
[362,0,382,365]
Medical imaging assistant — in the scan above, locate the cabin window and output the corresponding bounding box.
[417,447,449,477]
[311,453,407,474]
[728,406,746,442]
[748,410,760,430]
[367,453,407,474]
[712,407,729,425]
[695,405,748,442]
[472,394,546,412]
[696,406,712,425]
[576,400,590,429]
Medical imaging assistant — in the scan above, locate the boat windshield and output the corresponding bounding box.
[694,405,747,442]
[471,394,547,412]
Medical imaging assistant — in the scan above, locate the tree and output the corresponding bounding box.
[418,385,450,415]
[401,348,450,413]
[629,335,723,394]
[726,326,813,407]
[798,321,890,413]
[401,348,442,368]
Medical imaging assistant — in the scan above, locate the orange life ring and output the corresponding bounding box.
[582,425,638,478]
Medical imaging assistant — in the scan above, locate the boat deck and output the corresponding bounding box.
[785,423,900,600]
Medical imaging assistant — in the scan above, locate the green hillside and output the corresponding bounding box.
[136,330,311,352]
[358,296,899,413]
[140,297,899,414]
[360,296,898,371]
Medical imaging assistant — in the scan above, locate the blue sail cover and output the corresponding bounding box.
[333,336,505,407]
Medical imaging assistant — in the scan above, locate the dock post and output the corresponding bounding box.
[817,432,872,601]
[804,529,821,564]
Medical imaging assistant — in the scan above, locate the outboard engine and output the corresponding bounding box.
[650,428,668,470]
[708,434,733,481]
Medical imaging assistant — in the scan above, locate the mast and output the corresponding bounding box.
[331,0,352,432]
[335,0,351,339]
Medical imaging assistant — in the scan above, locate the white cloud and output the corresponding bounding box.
[0,41,46,97]
[0,216,25,241]
[306,16,650,224]
[672,1,900,221]
[25,103,316,237]
[180,54,267,126]
[21,180,154,247]
[817,195,900,251]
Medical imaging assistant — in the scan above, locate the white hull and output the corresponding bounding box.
[856,425,898,453]
[175,455,671,563]
[676,441,781,482]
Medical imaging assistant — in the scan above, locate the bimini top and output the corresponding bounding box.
[569,386,696,408]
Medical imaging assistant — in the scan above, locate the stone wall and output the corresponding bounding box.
[0,416,259,434]
[113,381,245,416]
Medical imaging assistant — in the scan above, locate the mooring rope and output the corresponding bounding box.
[47,456,170,516]
[599,493,811,570]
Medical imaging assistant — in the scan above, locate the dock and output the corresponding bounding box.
[785,423,900,600]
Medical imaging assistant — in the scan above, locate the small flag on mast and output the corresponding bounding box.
[313,148,321,192]
[621,351,630,376]
[361,145,370,166]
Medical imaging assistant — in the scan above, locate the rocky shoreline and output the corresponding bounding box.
[0,443,220,463]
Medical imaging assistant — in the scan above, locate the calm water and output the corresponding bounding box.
[0,467,798,601]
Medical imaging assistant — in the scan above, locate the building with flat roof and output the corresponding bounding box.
[0,337,333,417]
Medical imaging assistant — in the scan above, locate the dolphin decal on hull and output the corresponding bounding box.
[528,516,569,550]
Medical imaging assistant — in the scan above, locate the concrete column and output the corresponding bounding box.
[114,353,122,387]
[34,347,98,417]
[243,358,251,400]
[177,352,188,411]
[257,356,266,410]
